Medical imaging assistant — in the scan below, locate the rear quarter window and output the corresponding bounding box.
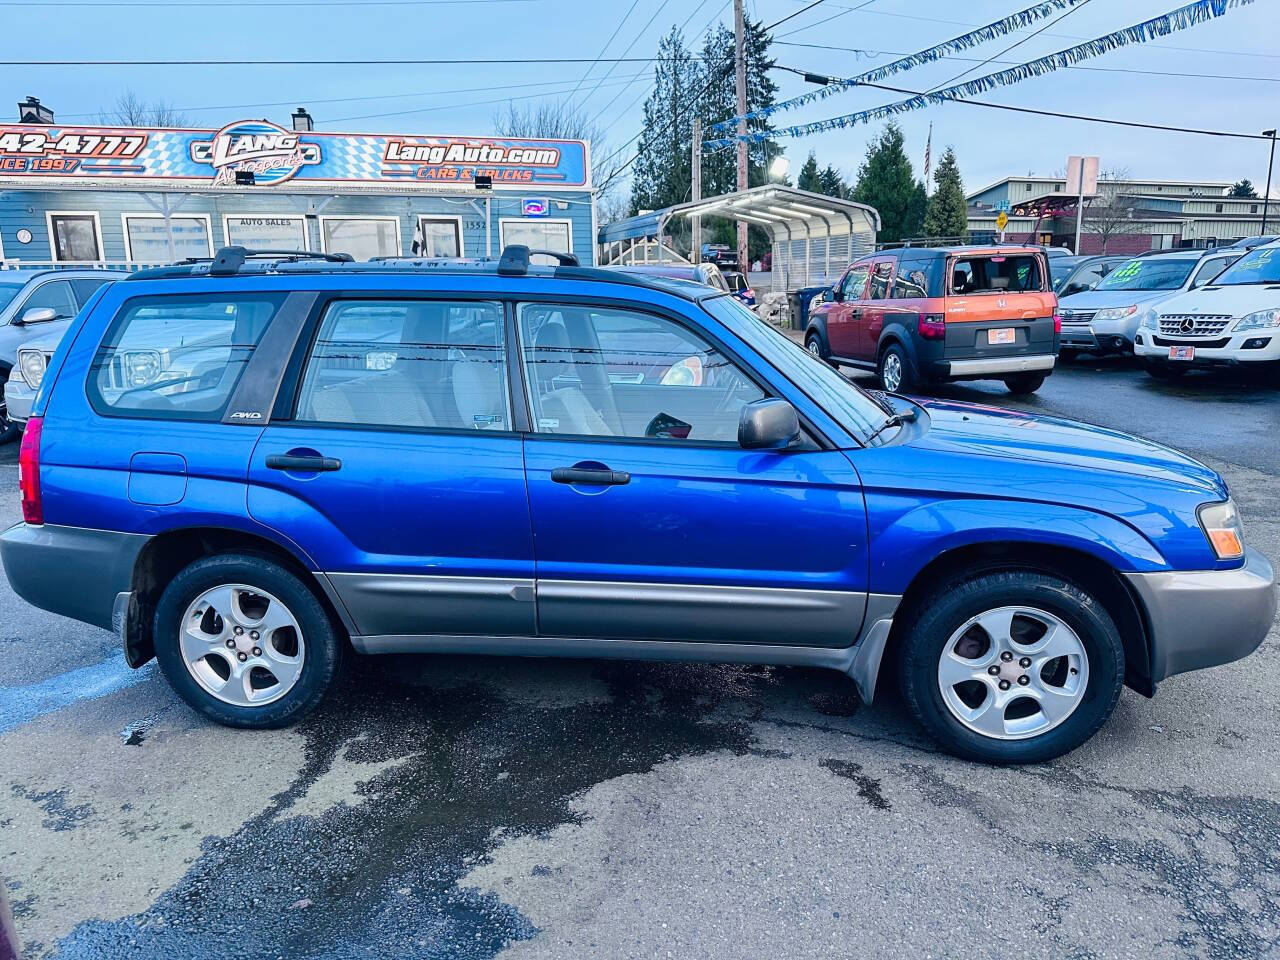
[87,293,284,421]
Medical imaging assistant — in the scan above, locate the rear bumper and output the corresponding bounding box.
[1124,547,1276,683]
[0,522,149,633]
[943,354,1056,378]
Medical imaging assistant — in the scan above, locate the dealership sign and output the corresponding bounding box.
[0,121,590,192]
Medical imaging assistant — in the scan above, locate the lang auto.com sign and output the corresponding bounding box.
[0,120,590,192]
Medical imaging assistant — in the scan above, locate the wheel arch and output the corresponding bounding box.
[876,327,921,378]
[126,525,352,668]
[881,541,1153,699]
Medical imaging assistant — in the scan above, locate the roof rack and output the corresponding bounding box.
[209,246,353,276]
[498,244,579,275]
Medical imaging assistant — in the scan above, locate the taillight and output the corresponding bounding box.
[917,314,946,340]
[19,416,43,525]
[1053,312,1062,334]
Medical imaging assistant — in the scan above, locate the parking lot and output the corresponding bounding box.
[1,358,1277,960]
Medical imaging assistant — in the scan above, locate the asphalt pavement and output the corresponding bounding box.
[1,356,1278,959]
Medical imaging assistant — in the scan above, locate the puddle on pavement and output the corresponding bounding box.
[49,656,849,959]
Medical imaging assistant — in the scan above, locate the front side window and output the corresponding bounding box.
[88,294,283,420]
[321,218,400,261]
[517,303,764,443]
[1191,256,1239,288]
[124,216,213,262]
[839,264,870,300]
[297,299,508,431]
[71,277,113,307]
[18,280,77,321]
[49,214,101,262]
[1096,257,1197,291]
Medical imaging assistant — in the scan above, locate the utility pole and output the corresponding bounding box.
[734,0,748,271]
[691,117,702,262]
[1262,129,1276,235]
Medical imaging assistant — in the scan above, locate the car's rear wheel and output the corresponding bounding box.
[897,569,1124,764]
[1004,373,1046,394]
[154,553,344,728]
[878,343,912,392]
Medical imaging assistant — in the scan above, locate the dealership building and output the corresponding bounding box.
[0,97,595,267]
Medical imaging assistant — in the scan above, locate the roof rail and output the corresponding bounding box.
[497,244,580,276]
[208,246,354,276]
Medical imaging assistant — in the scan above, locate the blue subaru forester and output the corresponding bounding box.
[1,246,1273,764]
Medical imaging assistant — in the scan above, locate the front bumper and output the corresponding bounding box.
[0,522,149,633]
[3,376,35,425]
[1124,547,1276,683]
[1135,330,1280,366]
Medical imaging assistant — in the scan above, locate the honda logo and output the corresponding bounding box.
[996,297,1007,309]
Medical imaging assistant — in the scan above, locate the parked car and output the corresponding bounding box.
[1134,240,1280,377]
[0,269,125,440]
[609,262,731,294]
[1227,235,1280,250]
[806,245,1058,394]
[1050,255,1128,298]
[1056,249,1241,358]
[700,242,738,271]
[1,244,1272,765]
[722,270,757,309]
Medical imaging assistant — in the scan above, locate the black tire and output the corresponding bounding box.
[1057,349,1078,363]
[1004,373,1046,395]
[897,569,1124,765]
[1143,362,1188,380]
[878,342,913,392]
[153,553,344,729]
[804,330,832,365]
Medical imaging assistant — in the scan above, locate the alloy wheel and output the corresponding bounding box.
[937,605,1088,740]
[881,352,903,391]
[180,584,305,707]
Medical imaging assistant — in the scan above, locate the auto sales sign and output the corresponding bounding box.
[0,120,590,192]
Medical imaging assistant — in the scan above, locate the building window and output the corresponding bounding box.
[122,214,213,262]
[47,212,103,262]
[224,215,307,251]
[413,217,463,257]
[1025,183,1033,193]
[320,217,401,261]
[1216,203,1224,213]
[499,219,572,265]
[1252,204,1259,214]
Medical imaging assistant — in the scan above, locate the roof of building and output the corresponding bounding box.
[966,175,1236,201]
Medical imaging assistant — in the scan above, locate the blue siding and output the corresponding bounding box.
[0,188,595,264]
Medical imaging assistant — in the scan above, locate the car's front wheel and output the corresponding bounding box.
[805,331,832,365]
[897,569,1124,764]
[154,553,344,728]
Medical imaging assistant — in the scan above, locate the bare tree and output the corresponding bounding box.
[494,99,626,213]
[1082,166,1137,254]
[99,90,189,127]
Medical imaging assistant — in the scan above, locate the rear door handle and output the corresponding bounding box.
[266,454,342,472]
[551,467,631,486]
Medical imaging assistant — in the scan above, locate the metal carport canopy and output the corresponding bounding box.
[598,185,881,290]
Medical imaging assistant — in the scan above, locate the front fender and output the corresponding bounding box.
[868,494,1168,595]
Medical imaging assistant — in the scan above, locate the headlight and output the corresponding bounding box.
[1198,499,1245,560]
[1232,309,1280,332]
[1093,305,1138,322]
[1139,309,1159,330]
[17,349,46,389]
[121,349,162,387]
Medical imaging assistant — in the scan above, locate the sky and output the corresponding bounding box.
[4,0,1279,203]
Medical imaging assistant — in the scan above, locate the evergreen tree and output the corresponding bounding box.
[818,164,850,199]
[797,152,821,193]
[851,123,925,243]
[629,27,701,216]
[923,146,968,239]
[1230,178,1258,198]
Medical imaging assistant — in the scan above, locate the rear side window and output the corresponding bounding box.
[892,258,941,298]
[867,262,894,300]
[950,254,1044,294]
[88,294,284,421]
[295,299,509,432]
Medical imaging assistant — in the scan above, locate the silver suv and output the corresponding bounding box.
[0,269,127,440]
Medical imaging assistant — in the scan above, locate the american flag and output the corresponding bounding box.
[923,123,932,185]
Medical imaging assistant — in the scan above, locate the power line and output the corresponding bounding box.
[0,55,717,66]
[562,0,644,103]
[763,0,826,31]
[574,0,675,110]
[774,41,1280,83]
[776,0,877,39]
[1,0,539,5]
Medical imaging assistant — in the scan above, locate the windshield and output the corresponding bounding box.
[0,282,25,314]
[701,295,886,442]
[1214,244,1280,285]
[1096,257,1196,291]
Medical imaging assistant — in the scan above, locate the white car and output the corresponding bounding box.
[1134,241,1280,378]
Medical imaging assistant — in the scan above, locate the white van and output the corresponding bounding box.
[1134,241,1280,378]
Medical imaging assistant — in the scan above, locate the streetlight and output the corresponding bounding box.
[769,154,790,181]
[1262,129,1277,235]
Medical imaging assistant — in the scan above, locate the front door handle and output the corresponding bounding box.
[848,309,862,318]
[266,454,342,472]
[551,466,630,486]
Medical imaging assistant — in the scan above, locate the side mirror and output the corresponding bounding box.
[827,286,842,303]
[16,307,57,326]
[738,398,801,450]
